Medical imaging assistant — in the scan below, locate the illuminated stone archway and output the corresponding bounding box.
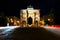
[22,21,26,27]
[20,5,40,27]
[34,21,38,27]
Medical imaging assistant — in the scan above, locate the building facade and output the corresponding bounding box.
[20,6,40,27]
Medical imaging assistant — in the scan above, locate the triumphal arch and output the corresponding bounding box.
[20,5,40,27]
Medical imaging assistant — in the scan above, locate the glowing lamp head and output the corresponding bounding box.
[48,18,51,21]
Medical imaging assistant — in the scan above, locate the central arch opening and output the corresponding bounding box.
[27,17,32,25]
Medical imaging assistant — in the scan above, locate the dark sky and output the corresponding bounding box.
[0,0,60,24]
[0,0,56,16]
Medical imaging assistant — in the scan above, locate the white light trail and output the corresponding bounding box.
[0,26,19,37]
[0,26,19,29]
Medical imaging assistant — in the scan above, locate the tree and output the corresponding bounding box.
[0,12,5,17]
[0,12,7,26]
[49,8,55,17]
[49,8,55,24]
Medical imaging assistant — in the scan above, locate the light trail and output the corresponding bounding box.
[0,26,19,29]
[43,25,60,36]
[0,26,19,37]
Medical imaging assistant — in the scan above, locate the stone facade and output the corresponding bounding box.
[20,6,40,27]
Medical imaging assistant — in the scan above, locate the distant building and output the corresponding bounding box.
[20,5,40,27]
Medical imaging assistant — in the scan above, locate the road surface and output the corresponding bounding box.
[0,26,60,40]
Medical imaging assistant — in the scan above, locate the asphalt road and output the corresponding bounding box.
[0,27,59,40]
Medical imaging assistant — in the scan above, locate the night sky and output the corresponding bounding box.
[0,0,60,24]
